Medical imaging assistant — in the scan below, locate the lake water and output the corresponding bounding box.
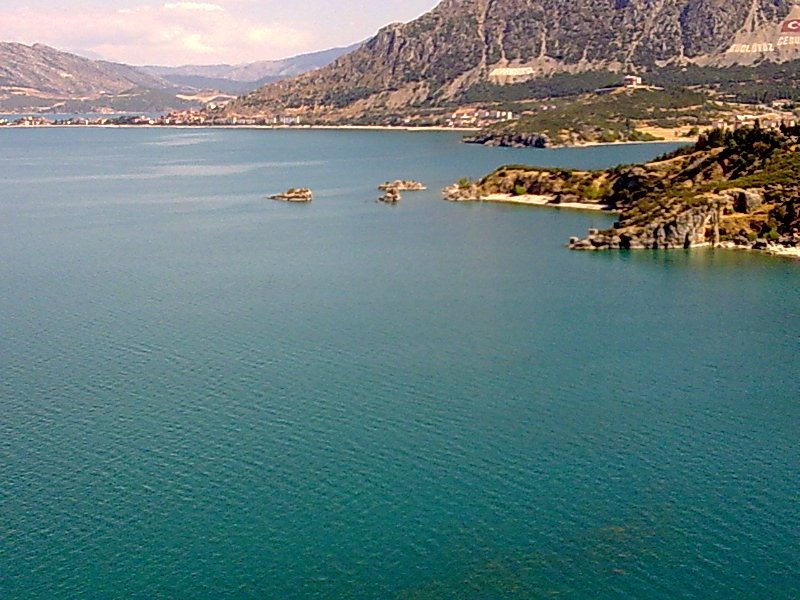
[1,128,798,599]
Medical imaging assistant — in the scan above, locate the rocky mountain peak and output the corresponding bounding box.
[224,0,799,118]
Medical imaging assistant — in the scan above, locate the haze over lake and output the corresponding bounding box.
[1,129,798,599]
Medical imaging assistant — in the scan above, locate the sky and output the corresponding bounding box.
[0,0,440,66]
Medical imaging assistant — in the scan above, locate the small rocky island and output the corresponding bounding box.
[378,180,427,191]
[378,188,401,204]
[377,180,426,204]
[269,188,313,203]
[446,126,800,259]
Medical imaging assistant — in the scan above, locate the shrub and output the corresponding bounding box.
[628,129,660,142]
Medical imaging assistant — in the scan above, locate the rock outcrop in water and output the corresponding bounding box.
[378,188,402,204]
[269,188,313,202]
[377,179,427,203]
[442,180,483,202]
[378,180,427,191]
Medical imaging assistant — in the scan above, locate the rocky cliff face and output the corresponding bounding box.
[571,206,720,250]
[226,0,797,117]
[567,127,800,251]
[464,131,550,148]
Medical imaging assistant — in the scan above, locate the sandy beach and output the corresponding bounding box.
[481,193,613,212]
[569,136,697,148]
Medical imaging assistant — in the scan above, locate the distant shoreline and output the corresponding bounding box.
[0,124,694,147]
[568,138,695,148]
[0,123,482,133]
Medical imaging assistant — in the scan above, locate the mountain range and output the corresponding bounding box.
[143,44,361,94]
[5,0,800,117]
[0,42,169,97]
[0,42,359,113]
[224,0,800,118]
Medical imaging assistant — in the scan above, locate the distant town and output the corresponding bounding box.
[2,105,796,133]
[0,107,516,130]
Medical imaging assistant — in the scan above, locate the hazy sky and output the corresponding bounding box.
[1,0,439,66]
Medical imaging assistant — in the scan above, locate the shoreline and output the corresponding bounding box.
[0,123,481,133]
[717,241,800,260]
[567,137,696,148]
[481,193,614,212]
[0,123,692,145]
[570,238,800,260]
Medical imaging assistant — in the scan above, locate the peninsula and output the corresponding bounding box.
[446,125,800,258]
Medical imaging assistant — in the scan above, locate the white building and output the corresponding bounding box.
[623,75,643,88]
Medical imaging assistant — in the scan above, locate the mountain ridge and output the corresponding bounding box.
[223,0,800,119]
[0,41,363,112]
[144,43,362,83]
[0,42,170,97]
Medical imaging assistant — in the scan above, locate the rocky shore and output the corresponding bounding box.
[463,132,550,148]
[569,207,720,250]
[718,240,800,259]
[442,181,482,202]
[442,165,616,210]
[570,227,800,257]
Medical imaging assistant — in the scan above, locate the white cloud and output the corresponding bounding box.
[0,4,313,65]
[164,2,225,12]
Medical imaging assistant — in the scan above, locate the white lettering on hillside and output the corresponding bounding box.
[727,43,776,54]
[489,67,535,78]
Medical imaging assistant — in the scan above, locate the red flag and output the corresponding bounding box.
[781,19,800,33]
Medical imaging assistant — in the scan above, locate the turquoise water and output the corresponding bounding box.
[0,129,797,599]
